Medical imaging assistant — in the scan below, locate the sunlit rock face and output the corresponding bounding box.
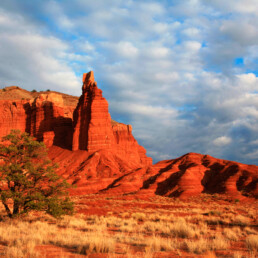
[72,71,152,166]
[100,152,258,199]
[0,72,152,192]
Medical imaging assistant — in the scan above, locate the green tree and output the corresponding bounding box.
[0,130,73,218]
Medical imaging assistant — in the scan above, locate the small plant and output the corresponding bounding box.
[46,89,50,92]
[2,88,6,92]
[31,89,37,93]
[132,212,146,221]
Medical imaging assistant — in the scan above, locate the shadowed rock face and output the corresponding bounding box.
[0,93,74,149]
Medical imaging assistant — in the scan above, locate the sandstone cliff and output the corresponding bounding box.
[72,71,152,166]
[0,73,152,182]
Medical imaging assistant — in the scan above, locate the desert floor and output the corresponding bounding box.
[0,194,257,257]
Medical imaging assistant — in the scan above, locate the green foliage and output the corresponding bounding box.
[46,89,50,92]
[31,89,37,93]
[0,130,74,218]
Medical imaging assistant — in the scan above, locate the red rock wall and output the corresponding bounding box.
[0,94,73,149]
[112,123,152,165]
[0,100,29,137]
[29,94,73,148]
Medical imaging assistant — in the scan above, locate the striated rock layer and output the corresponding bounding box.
[101,152,258,199]
[72,71,114,152]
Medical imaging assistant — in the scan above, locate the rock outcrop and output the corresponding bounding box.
[72,71,114,152]
[72,71,152,166]
[0,93,74,149]
[0,99,29,138]
[0,72,152,184]
[101,152,258,199]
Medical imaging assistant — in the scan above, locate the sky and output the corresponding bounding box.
[0,0,258,165]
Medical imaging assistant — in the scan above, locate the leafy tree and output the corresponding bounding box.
[0,130,73,218]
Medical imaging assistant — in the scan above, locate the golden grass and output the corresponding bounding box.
[184,235,229,254]
[0,219,115,256]
[223,228,240,241]
[0,195,257,257]
[246,235,258,251]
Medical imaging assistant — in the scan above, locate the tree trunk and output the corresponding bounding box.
[13,201,19,216]
[2,201,12,218]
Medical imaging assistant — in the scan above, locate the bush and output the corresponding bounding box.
[0,130,74,218]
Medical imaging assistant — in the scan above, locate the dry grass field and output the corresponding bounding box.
[0,194,257,257]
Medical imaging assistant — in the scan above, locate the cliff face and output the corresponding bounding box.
[72,71,114,152]
[0,93,74,149]
[0,72,152,171]
[0,100,29,138]
[72,71,152,166]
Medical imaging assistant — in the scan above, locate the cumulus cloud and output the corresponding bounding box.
[0,8,80,94]
[213,136,232,146]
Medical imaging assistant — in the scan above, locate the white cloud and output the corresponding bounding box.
[0,8,80,93]
[101,41,138,59]
[213,136,232,146]
[236,73,257,85]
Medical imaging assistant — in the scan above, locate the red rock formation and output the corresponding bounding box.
[72,71,114,151]
[72,71,152,166]
[112,122,152,165]
[29,93,73,148]
[1,74,256,200]
[0,93,74,149]
[0,100,29,138]
[101,153,258,199]
[0,74,152,194]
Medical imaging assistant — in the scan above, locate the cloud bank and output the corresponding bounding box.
[0,0,257,164]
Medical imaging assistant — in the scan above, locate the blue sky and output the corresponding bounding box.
[0,0,258,164]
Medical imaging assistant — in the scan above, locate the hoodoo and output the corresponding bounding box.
[71,71,152,166]
[72,71,114,152]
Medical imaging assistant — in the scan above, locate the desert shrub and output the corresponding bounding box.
[132,212,146,221]
[0,130,73,218]
[170,218,196,238]
[223,228,239,241]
